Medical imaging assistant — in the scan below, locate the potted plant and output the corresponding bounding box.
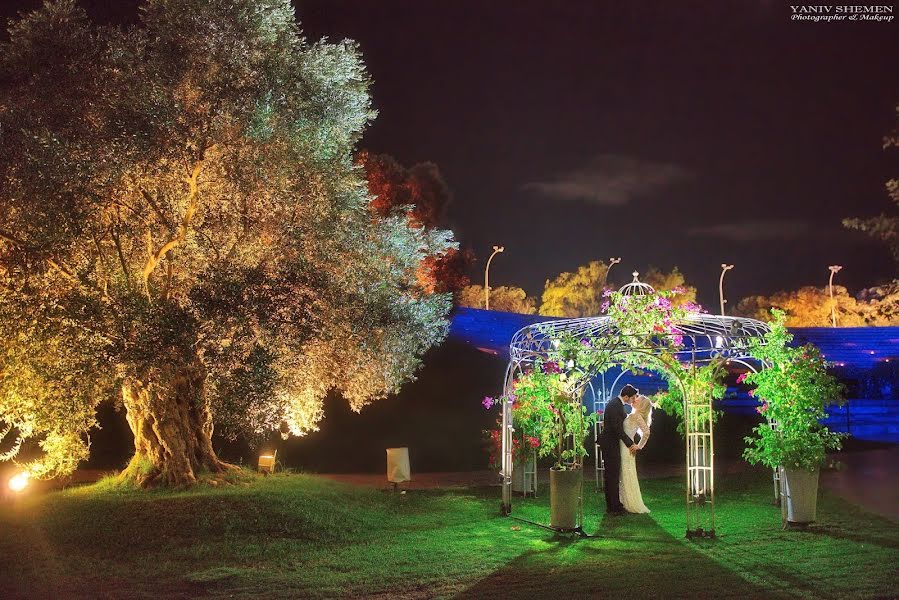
[742,309,844,524]
[508,359,596,530]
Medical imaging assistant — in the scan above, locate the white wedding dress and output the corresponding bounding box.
[619,411,650,513]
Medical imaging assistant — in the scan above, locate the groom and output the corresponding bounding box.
[601,384,639,515]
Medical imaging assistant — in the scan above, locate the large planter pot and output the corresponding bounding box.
[511,456,536,494]
[550,468,582,530]
[781,466,820,524]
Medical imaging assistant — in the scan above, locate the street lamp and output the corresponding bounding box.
[828,265,843,327]
[602,257,622,292]
[484,245,504,310]
[719,264,734,316]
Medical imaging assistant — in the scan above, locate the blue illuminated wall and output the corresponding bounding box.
[449,308,899,443]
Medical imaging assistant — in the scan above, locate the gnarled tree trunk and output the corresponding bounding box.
[120,362,234,487]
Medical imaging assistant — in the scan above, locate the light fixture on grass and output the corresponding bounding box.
[8,471,29,493]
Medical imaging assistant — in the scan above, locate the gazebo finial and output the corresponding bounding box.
[632,271,639,282]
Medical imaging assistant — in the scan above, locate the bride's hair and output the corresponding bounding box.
[635,395,653,428]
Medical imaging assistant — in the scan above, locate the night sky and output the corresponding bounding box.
[3,0,898,306]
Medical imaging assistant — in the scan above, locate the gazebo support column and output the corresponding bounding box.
[685,392,716,538]
[501,367,514,515]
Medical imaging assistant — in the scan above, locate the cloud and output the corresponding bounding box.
[522,154,691,206]
[687,220,811,242]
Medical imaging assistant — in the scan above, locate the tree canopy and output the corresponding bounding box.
[0,0,455,483]
[539,262,696,317]
[458,284,537,314]
[736,283,899,326]
[357,151,473,295]
[844,103,899,262]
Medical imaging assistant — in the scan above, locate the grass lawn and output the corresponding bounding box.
[0,468,896,599]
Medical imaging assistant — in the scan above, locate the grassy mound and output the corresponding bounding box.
[0,469,896,598]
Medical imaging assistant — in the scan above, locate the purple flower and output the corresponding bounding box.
[602,289,614,297]
[600,301,610,312]
[580,338,592,348]
[543,361,562,374]
[672,334,684,347]
[482,396,494,409]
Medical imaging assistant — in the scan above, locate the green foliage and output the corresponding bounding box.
[0,472,896,598]
[742,310,845,471]
[496,287,701,470]
[0,0,454,478]
[653,358,727,437]
[505,362,597,469]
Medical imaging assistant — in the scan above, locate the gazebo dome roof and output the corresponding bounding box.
[619,271,655,297]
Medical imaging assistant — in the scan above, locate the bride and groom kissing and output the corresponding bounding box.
[601,384,653,515]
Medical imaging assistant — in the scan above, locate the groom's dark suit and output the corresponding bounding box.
[601,396,635,513]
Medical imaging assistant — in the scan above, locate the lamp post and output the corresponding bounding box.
[719,264,734,316]
[828,265,843,327]
[602,257,622,291]
[484,245,504,310]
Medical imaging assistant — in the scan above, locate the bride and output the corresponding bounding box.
[620,395,653,513]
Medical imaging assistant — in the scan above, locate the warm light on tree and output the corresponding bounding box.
[735,284,899,326]
[458,285,537,314]
[0,0,454,485]
[539,262,696,317]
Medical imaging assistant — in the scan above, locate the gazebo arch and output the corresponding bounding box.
[500,273,771,537]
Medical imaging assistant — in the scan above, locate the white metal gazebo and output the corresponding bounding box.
[500,273,772,537]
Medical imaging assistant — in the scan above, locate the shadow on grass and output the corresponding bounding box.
[456,510,776,599]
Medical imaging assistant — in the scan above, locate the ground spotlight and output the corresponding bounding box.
[8,471,29,493]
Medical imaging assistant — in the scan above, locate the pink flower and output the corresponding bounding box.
[528,436,540,449]
[544,361,561,374]
[748,389,755,397]
[482,396,494,409]
[757,402,769,415]
[736,372,748,384]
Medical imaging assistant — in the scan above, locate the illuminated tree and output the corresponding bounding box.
[539,262,695,317]
[844,103,899,262]
[458,285,537,314]
[0,0,454,485]
[357,151,473,295]
[643,266,697,306]
[736,284,898,326]
[539,261,612,317]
